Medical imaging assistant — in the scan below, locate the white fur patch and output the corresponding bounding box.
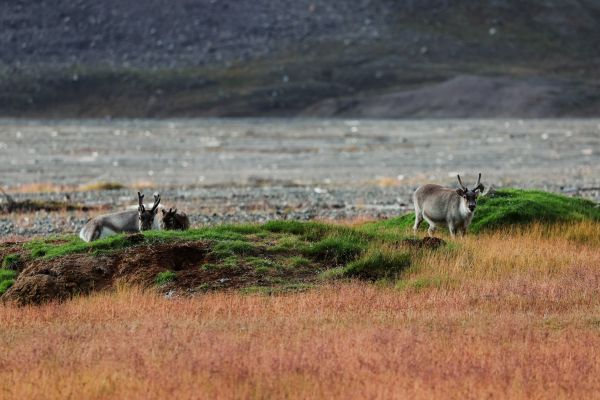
[459,199,473,217]
[152,214,162,230]
[79,227,88,242]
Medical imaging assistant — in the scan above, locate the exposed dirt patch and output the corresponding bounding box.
[402,237,446,250]
[115,242,210,286]
[2,241,211,305]
[1,239,322,305]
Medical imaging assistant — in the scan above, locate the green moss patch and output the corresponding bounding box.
[155,271,176,286]
[212,240,258,258]
[470,189,600,232]
[2,254,21,269]
[0,268,17,295]
[343,251,411,280]
[304,236,366,265]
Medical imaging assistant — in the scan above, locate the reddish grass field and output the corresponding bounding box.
[1,222,600,399]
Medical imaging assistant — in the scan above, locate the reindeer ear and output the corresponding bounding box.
[162,209,167,215]
[137,192,145,212]
[456,188,466,196]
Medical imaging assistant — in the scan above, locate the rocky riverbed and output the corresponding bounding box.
[0,118,598,238]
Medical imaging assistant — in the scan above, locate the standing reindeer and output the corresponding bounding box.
[413,173,484,237]
[78,192,162,242]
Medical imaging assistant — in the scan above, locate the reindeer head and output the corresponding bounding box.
[161,207,178,230]
[456,173,484,212]
[138,192,161,231]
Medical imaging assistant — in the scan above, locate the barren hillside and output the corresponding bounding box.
[1,0,600,117]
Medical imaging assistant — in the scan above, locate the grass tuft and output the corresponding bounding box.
[2,254,21,269]
[305,236,365,265]
[396,275,455,292]
[0,279,14,295]
[263,220,327,240]
[0,268,17,282]
[155,271,176,286]
[288,256,311,268]
[318,267,345,280]
[212,240,257,258]
[0,268,17,295]
[269,235,307,254]
[343,250,410,280]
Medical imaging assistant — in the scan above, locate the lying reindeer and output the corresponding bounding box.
[160,208,190,231]
[413,173,484,237]
[79,192,162,242]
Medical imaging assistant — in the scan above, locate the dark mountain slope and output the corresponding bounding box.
[1,0,599,117]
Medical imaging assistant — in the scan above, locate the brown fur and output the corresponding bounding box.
[161,208,190,230]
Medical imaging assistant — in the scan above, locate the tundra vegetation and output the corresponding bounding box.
[1,189,599,398]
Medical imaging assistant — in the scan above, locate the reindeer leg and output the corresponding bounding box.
[448,224,456,238]
[427,225,437,237]
[422,214,436,237]
[413,212,423,233]
[422,215,437,237]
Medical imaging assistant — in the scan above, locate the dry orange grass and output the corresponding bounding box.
[1,222,600,399]
[7,182,73,193]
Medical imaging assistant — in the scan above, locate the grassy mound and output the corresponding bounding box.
[3,189,598,304]
[373,189,600,233]
[5,219,419,303]
[343,250,411,280]
[470,189,600,232]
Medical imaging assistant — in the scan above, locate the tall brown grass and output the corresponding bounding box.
[1,222,599,399]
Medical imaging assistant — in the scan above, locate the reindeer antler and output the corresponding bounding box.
[473,173,485,192]
[151,193,161,212]
[138,192,145,211]
[457,175,467,190]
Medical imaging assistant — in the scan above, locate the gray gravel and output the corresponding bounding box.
[0,186,413,237]
[0,118,598,237]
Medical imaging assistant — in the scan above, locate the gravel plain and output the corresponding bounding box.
[0,118,598,237]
